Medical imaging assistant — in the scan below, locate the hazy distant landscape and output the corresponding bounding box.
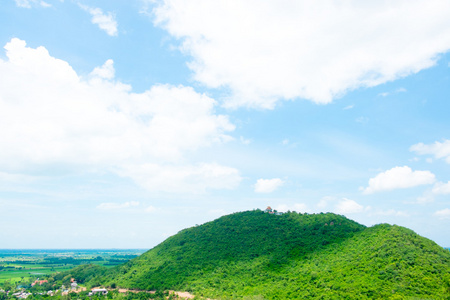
[0,249,144,285]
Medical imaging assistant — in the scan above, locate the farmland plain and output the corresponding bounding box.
[0,249,145,286]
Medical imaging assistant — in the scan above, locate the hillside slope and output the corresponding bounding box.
[104,210,364,290]
[210,223,450,299]
[66,210,450,299]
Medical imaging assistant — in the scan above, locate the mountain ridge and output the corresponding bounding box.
[61,210,450,299]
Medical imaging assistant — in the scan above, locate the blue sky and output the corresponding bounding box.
[1,0,450,248]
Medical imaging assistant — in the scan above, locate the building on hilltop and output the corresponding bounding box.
[264,206,283,215]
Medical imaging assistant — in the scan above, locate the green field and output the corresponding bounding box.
[0,249,145,286]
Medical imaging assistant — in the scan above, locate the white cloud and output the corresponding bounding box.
[416,192,434,204]
[239,136,251,145]
[355,116,369,124]
[14,0,51,8]
[363,166,436,194]
[97,201,139,210]
[15,0,32,7]
[370,209,409,217]
[378,87,407,97]
[152,1,450,109]
[90,59,115,79]
[79,4,118,36]
[316,196,337,210]
[410,140,450,164]
[40,1,51,7]
[434,208,450,219]
[0,171,39,184]
[118,163,241,193]
[14,0,52,8]
[254,178,284,193]
[432,181,450,195]
[145,206,156,213]
[335,198,363,214]
[343,105,354,110]
[317,197,330,209]
[0,38,239,193]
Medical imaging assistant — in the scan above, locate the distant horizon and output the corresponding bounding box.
[0,249,148,251]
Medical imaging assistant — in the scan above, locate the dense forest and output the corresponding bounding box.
[54,210,450,299]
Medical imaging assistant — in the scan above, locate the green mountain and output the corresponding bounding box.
[67,210,450,299]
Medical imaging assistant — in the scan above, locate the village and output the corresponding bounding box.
[0,277,101,299]
[0,277,196,299]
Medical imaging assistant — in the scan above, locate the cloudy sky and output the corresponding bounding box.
[1,0,450,248]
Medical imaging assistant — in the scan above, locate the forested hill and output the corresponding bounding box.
[103,211,364,289]
[64,210,450,299]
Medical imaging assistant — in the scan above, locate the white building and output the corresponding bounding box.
[89,288,108,296]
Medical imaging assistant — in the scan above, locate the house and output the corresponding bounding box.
[264,206,274,214]
[89,288,108,296]
[264,206,283,215]
[31,279,48,287]
[12,291,31,299]
[71,282,78,290]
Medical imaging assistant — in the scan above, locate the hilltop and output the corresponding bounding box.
[61,210,450,299]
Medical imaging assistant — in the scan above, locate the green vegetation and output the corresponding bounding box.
[0,250,143,291]
[100,211,364,291]
[2,211,450,299]
[98,210,450,299]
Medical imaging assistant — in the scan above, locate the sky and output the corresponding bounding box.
[1,0,450,249]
